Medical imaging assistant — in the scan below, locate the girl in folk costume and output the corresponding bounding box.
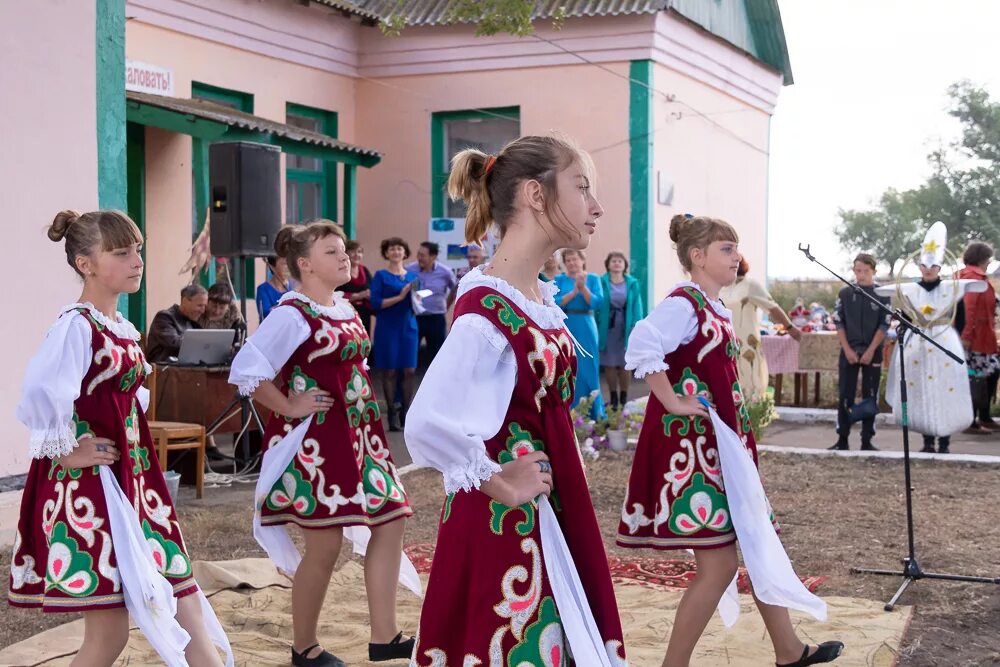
[404,136,627,666]
[10,210,230,666]
[229,221,416,667]
[877,222,986,453]
[617,215,842,667]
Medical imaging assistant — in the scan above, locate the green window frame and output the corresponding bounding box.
[191,82,255,301]
[430,107,520,218]
[285,103,339,224]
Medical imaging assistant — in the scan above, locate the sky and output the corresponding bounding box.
[767,0,1000,278]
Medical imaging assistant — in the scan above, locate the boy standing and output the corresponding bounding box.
[831,253,891,450]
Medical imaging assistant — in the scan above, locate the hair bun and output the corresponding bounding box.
[48,210,81,242]
[668,214,689,244]
[273,225,298,258]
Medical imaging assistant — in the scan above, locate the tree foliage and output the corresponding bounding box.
[838,81,1000,273]
[380,0,564,37]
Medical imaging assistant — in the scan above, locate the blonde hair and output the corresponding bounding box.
[274,219,346,281]
[447,135,590,245]
[669,214,739,272]
[48,209,143,277]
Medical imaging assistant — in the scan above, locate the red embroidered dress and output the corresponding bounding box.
[412,286,627,666]
[254,296,411,529]
[10,306,196,612]
[617,286,774,550]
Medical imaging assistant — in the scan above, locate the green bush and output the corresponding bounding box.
[747,389,778,436]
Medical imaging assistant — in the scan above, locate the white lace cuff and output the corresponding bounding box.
[626,359,670,379]
[236,376,267,397]
[28,423,79,459]
[442,454,503,495]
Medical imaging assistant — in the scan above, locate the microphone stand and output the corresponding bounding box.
[797,244,1000,611]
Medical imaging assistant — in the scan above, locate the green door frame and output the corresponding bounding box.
[96,0,129,319]
[629,60,655,305]
[430,107,520,218]
[126,121,147,330]
[191,82,255,301]
[286,103,339,224]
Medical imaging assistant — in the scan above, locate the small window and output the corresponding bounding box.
[432,108,519,218]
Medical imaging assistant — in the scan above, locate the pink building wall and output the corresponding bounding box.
[0,0,784,478]
[354,62,633,278]
[651,60,774,300]
[0,2,99,477]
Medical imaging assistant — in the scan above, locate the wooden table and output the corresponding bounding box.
[762,332,839,406]
[152,364,271,434]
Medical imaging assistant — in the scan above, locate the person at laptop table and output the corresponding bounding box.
[145,284,206,363]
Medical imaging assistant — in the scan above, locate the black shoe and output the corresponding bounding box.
[938,439,951,454]
[292,644,347,667]
[369,632,415,662]
[387,408,402,432]
[609,394,619,411]
[828,440,848,451]
[860,441,879,451]
[920,437,936,453]
[776,641,844,667]
[618,390,628,407]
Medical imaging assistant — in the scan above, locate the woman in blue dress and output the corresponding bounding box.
[256,255,292,320]
[555,248,607,420]
[370,237,419,432]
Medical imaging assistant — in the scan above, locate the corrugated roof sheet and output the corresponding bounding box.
[353,0,668,25]
[126,91,382,158]
[348,0,791,83]
[311,0,384,22]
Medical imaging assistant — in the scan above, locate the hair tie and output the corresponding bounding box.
[484,155,497,176]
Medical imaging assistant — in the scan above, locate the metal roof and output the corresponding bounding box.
[353,0,668,25]
[350,0,791,84]
[126,91,381,160]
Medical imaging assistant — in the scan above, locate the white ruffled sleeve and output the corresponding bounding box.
[404,314,516,494]
[229,306,310,396]
[625,296,699,378]
[16,313,92,458]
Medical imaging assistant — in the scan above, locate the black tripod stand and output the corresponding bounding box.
[798,244,1000,611]
[205,254,267,471]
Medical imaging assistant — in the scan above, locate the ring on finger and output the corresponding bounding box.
[537,461,551,474]
[96,443,107,453]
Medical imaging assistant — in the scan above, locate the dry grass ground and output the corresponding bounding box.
[3,453,999,666]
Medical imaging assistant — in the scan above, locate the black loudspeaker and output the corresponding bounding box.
[209,142,281,257]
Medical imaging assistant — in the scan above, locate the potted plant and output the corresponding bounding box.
[605,405,628,451]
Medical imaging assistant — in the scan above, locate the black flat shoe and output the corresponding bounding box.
[860,442,879,451]
[369,632,415,662]
[828,441,848,450]
[292,644,347,667]
[776,641,844,667]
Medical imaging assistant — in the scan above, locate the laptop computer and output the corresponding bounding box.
[176,329,236,366]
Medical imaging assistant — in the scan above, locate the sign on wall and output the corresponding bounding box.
[125,60,174,97]
[427,218,499,269]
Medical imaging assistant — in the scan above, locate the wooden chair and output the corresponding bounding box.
[146,364,206,499]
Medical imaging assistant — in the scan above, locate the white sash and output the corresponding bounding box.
[99,466,235,666]
[701,401,827,624]
[253,416,422,596]
[539,495,614,666]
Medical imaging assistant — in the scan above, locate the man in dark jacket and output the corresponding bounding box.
[831,253,891,450]
[146,284,207,363]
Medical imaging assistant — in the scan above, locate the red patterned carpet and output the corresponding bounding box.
[403,543,827,593]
